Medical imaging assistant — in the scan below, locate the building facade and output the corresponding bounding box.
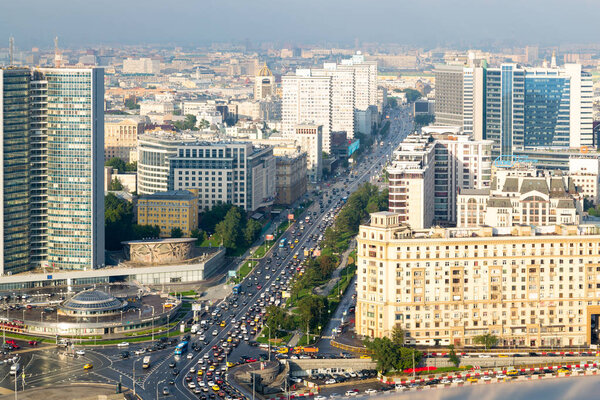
[137,190,199,237]
[104,117,145,162]
[387,126,492,229]
[457,167,582,228]
[275,152,308,205]
[294,124,323,183]
[356,212,600,348]
[0,67,105,274]
[254,63,275,99]
[122,58,160,75]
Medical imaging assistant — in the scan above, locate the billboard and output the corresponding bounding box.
[192,303,203,311]
[265,234,274,241]
[228,270,237,277]
[288,214,295,220]
[347,139,360,156]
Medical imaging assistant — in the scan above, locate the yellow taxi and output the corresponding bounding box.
[557,367,571,374]
[507,370,518,376]
[360,355,371,359]
[212,385,220,391]
[277,347,289,354]
[498,354,509,357]
[294,239,299,244]
[466,377,478,383]
[226,362,235,368]
[290,244,294,249]
[220,321,226,327]
[197,370,203,376]
[83,363,93,370]
[227,336,233,342]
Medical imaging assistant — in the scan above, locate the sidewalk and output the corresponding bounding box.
[0,383,132,400]
[313,241,355,297]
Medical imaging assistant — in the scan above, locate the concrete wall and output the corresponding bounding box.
[288,358,377,376]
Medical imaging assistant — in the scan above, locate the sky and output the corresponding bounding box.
[2,0,600,49]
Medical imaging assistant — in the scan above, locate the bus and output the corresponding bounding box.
[232,284,242,295]
[279,238,288,248]
[142,356,151,369]
[174,341,188,355]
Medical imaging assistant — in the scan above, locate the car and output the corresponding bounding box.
[496,373,507,379]
[466,377,478,383]
[440,378,451,384]
[76,349,85,355]
[572,367,584,373]
[187,353,194,359]
[364,389,377,395]
[162,387,169,395]
[168,379,175,385]
[83,363,93,370]
[188,382,196,389]
[169,361,176,368]
[117,342,129,347]
[344,390,358,397]
[120,351,130,359]
[507,370,518,376]
[28,340,38,346]
[172,369,180,376]
[325,378,336,384]
[481,375,492,381]
[212,329,218,336]
[212,385,220,391]
[557,367,571,374]
[478,354,491,358]
[452,378,464,383]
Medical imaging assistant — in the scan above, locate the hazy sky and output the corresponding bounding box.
[2,0,600,49]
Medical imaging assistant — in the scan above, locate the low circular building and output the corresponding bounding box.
[59,289,127,317]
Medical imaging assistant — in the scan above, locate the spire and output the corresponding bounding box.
[8,36,14,65]
[551,50,557,68]
[54,36,62,68]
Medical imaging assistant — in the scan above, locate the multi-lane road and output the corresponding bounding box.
[0,107,412,400]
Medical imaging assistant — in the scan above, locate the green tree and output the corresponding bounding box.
[174,114,198,131]
[198,119,210,130]
[448,344,461,367]
[109,177,123,191]
[215,206,243,251]
[363,337,401,374]
[397,347,423,371]
[132,224,160,240]
[199,203,234,234]
[402,88,421,103]
[473,333,499,350]
[190,228,207,244]
[297,295,328,332]
[391,324,405,346]
[124,98,139,110]
[105,157,127,173]
[125,161,137,172]
[387,97,398,108]
[415,114,435,127]
[170,227,183,238]
[244,219,262,247]
[105,193,134,250]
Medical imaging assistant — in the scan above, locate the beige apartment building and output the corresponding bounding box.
[104,117,145,162]
[356,211,600,348]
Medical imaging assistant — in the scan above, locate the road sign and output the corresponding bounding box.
[228,270,237,277]
[192,303,203,311]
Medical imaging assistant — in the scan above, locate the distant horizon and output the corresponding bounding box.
[3,0,600,50]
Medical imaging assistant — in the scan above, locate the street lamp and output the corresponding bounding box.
[265,322,271,362]
[150,305,155,343]
[41,311,45,324]
[156,378,166,400]
[132,358,140,397]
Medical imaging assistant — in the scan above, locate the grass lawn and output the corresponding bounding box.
[230,260,257,283]
[200,234,221,248]
[168,290,197,297]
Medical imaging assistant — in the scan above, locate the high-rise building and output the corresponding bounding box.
[387,126,492,229]
[0,67,105,274]
[435,60,593,155]
[356,212,600,348]
[282,52,378,152]
[294,124,323,183]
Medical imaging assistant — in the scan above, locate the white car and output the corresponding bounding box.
[496,373,507,379]
[572,367,584,373]
[189,367,196,373]
[187,382,196,389]
[364,389,377,395]
[452,378,464,384]
[482,375,492,381]
[314,396,327,400]
[478,354,491,358]
[587,366,599,372]
[187,353,193,359]
[325,379,336,384]
[440,378,451,384]
[344,390,358,397]
[135,349,145,355]
[198,381,206,387]
[199,335,206,341]
[75,350,85,355]
[117,342,129,347]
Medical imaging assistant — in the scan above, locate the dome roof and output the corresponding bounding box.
[61,289,125,313]
[257,63,273,77]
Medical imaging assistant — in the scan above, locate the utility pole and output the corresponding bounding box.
[412,350,415,381]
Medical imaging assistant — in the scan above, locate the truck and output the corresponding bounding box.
[10,363,20,375]
[142,356,151,369]
[191,324,201,334]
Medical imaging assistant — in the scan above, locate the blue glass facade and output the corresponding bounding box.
[524,72,570,147]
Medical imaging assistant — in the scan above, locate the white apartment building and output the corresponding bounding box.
[122,58,160,75]
[282,72,332,152]
[569,157,600,204]
[356,212,600,348]
[457,168,583,228]
[294,124,323,183]
[388,126,492,229]
[313,64,355,138]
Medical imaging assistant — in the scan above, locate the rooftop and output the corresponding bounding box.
[138,190,196,201]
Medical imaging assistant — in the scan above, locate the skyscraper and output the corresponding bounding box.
[0,67,104,274]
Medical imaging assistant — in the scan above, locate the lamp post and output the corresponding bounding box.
[41,311,44,324]
[156,378,166,400]
[132,358,139,397]
[150,306,155,343]
[265,323,271,362]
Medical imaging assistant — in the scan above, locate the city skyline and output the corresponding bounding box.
[4,0,600,48]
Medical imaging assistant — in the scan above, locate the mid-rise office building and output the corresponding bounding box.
[254,63,275,100]
[387,126,492,229]
[0,67,104,274]
[569,157,600,204]
[137,190,199,237]
[357,212,600,348]
[122,58,160,75]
